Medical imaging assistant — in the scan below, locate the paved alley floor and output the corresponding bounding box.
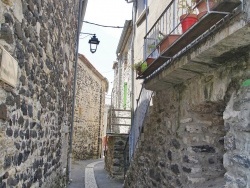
[68,158,123,188]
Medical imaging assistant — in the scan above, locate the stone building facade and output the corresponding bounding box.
[105,135,128,179]
[105,20,133,179]
[125,57,250,187]
[123,0,250,187]
[73,54,108,160]
[0,0,85,187]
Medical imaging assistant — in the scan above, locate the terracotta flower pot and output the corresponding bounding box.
[180,14,198,33]
[146,57,155,66]
[196,0,215,19]
[160,35,181,53]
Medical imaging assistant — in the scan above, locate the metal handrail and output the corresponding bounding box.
[123,84,153,176]
[130,88,153,157]
[136,83,144,106]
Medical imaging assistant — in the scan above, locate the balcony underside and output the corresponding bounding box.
[144,13,250,91]
[137,0,242,80]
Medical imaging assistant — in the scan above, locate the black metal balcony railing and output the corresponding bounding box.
[137,0,242,79]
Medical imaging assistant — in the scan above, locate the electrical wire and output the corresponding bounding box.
[83,20,124,28]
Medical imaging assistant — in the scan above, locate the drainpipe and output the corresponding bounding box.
[144,0,148,60]
[118,60,122,109]
[68,0,83,183]
[130,0,137,160]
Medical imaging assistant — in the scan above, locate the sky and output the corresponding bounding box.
[78,0,133,99]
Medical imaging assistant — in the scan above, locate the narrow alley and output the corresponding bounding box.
[0,0,250,187]
[68,159,123,188]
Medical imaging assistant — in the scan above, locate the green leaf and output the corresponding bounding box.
[141,62,147,72]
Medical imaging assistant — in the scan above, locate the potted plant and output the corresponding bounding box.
[194,0,216,19]
[133,61,148,75]
[159,34,181,53]
[141,62,148,72]
[133,61,142,75]
[146,57,155,66]
[179,0,198,33]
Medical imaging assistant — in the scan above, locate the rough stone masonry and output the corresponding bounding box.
[0,0,79,187]
[105,135,127,179]
[73,54,108,160]
[125,46,250,188]
[124,7,250,186]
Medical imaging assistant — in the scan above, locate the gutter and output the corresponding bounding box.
[79,0,88,30]
[129,0,137,160]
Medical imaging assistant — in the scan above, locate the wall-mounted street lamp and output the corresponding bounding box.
[89,34,100,53]
[80,33,100,53]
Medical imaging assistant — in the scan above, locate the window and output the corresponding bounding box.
[137,0,147,17]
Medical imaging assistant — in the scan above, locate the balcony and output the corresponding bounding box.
[136,0,242,80]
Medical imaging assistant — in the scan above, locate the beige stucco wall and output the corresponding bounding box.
[133,0,173,105]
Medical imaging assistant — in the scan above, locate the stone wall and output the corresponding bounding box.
[223,85,250,187]
[124,47,250,187]
[73,54,108,160]
[105,135,127,179]
[0,0,78,187]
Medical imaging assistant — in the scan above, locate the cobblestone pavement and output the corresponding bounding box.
[68,158,123,188]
